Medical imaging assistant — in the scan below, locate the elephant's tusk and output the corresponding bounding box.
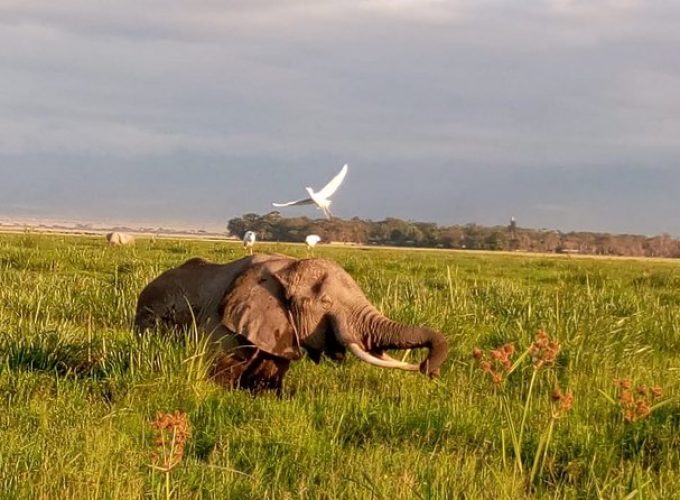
[374,351,411,363]
[347,343,420,371]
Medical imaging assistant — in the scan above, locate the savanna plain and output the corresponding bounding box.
[0,233,679,498]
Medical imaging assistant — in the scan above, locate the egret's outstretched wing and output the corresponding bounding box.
[272,197,314,207]
[316,164,348,199]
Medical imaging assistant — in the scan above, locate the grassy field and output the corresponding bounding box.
[0,233,679,498]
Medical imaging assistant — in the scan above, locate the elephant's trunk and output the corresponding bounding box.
[334,305,448,377]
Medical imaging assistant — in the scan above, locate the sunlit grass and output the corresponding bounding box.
[0,232,678,498]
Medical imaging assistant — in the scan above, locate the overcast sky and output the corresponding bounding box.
[1,1,679,234]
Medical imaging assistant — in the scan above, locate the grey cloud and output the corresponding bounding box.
[0,1,679,234]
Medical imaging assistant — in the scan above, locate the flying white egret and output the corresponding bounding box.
[305,234,321,256]
[242,231,256,255]
[272,164,348,219]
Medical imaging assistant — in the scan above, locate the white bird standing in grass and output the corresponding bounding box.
[243,231,256,255]
[273,164,348,219]
[305,234,321,256]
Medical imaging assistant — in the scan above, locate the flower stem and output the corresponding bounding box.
[519,368,538,449]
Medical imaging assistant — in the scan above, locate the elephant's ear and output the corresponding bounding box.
[220,262,302,360]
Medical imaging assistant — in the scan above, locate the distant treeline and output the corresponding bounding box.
[227,212,680,258]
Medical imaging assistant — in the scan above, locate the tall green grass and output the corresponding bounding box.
[0,233,678,498]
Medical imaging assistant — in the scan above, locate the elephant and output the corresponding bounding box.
[134,254,448,394]
[106,232,135,246]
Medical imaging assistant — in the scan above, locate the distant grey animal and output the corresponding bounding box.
[106,232,135,246]
[305,234,322,256]
[243,231,256,255]
[273,164,348,219]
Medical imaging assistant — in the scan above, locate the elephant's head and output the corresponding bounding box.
[221,258,448,377]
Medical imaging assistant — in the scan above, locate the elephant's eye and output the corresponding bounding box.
[320,295,333,309]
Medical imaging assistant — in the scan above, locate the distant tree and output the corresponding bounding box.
[539,231,561,253]
[225,213,680,258]
[227,216,247,238]
[462,224,485,250]
[440,227,464,248]
[484,230,507,251]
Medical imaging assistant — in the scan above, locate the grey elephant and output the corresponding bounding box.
[134,254,448,393]
[106,232,135,246]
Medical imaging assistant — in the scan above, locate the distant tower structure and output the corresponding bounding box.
[508,216,519,251]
